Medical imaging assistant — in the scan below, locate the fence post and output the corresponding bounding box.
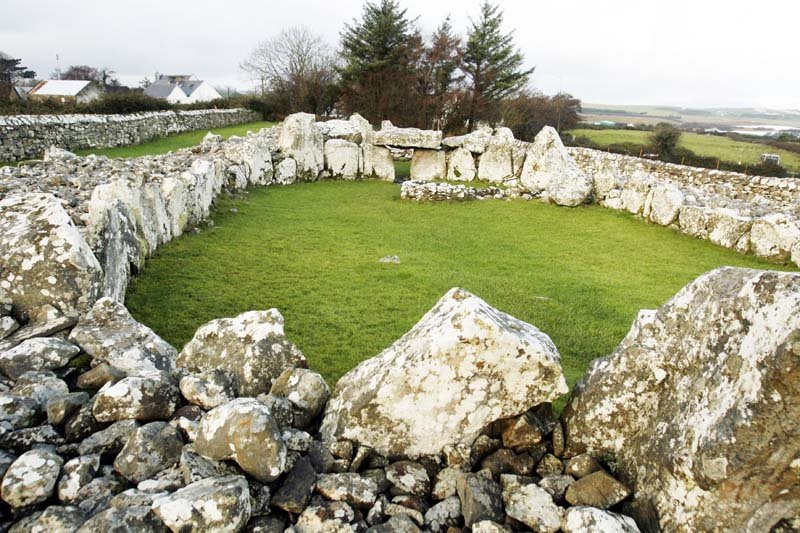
[716,160,720,170]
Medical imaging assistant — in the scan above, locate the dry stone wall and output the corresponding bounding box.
[0,112,798,531]
[0,108,261,162]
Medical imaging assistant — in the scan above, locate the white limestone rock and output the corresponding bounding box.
[0,193,103,319]
[177,309,307,397]
[69,297,177,378]
[648,184,685,226]
[93,376,178,422]
[678,204,713,239]
[502,483,563,533]
[362,144,395,181]
[114,421,184,483]
[0,337,80,379]
[275,157,298,185]
[278,113,324,180]
[520,127,592,207]
[321,287,568,458]
[325,139,362,180]
[410,149,446,181]
[179,369,237,410]
[317,120,363,144]
[562,267,800,532]
[749,212,800,261]
[86,198,140,302]
[1,449,63,508]
[58,455,100,504]
[619,171,656,216]
[442,126,494,154]
[221,135,273,186]
[269,367,330,429]
[375,126,442,149]
[562,507,641,533]
[707,208,753,249]
[477,141,514,184]
[195,398,287,482]
[152,475,251,532]
[446,148,477,182]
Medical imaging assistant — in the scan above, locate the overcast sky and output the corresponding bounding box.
[3,0,798,109]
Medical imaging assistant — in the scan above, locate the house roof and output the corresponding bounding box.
[144,82,180,99]
[179,80,206,96]
[30,80,93,96]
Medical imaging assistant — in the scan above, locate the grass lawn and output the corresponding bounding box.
[567,128,800,171]
[74,121,275,159]
[1,121,275,167]
[124,180,794,395]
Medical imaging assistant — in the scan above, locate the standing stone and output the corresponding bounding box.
[410,150,446,181]
[274,157,298,185]
[477,140,514,183]
[278,113,324,180]
[86,197,141,302]
[0,193,103,319]
[363,144,395,181]
[519,127,593,207]
[0,337,80,379]
[177,309,307,397]
[446,148,477,182]
[1,448,63,508]
[563,267,800,532]
[152,476,251,532]
[195,398,287,483]
[325,139,362,180]
[750,212,800,261]
[321,288,567,458]
[68,297,177,377]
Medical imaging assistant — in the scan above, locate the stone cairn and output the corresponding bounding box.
[0,113,798,531]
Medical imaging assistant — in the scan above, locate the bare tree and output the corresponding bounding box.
[241,26,340,116]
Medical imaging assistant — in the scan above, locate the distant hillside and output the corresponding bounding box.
[582,104,800,130]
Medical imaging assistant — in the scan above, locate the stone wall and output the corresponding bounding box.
[0,113,798,531]
[0,108,262,162]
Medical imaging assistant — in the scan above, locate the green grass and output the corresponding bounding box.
[74,121,275,159]
[124,180,794,392]
[567,128,800,171]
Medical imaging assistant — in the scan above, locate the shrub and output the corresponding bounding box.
[81,93,171,114]
[649,123,681,159]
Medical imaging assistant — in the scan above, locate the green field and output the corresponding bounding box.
[125,180,793,393]
[567,128,800,171]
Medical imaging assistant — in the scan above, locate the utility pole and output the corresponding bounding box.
[55,53,61,80]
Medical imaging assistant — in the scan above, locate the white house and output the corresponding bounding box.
[28,80,103,104]
[144,74,222,104]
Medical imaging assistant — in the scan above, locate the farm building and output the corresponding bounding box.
[28,80,103,104]
[144,74,221,104]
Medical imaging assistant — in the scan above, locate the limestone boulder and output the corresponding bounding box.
[86,198,141,302]
[177,309,307,396]
[69,297,177,378]
[269,367,330,428]
[274,157,298,185]
[520,127,592,207]
[708,208,753,250]
[317,120,363,144]
[152,475,251,532]
[410,149,446,181]
[562,267,800,532]
[446,148,477,182]
[0,337,80,379]
[0,193,103,319]
[278,113,324,180]
[648,184,685,226]
[562,507,641,533]
[93,377,178,422]
[1,449,63,508]
[375,126,442,149]
[363,144,395,181]
[321,287,568,458]
[114,421,184,483]
[221,135,273,186]
[349,113,375,145]
[194,398,287,482]
[325,139,362,180]
[750,212,800,261]
[442,126,494,154]
[619,171,655,216]
[477,141,514,184]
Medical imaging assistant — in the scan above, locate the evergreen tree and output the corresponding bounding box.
[0,52,36,100]
[416,16,463,129]
[339,0,419,123]
[462,2,533,129]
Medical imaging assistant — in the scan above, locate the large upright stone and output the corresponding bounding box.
[410,150,446,181]
[324,139,361,180]
[446,148,477,182]
[86,198,141,302]
[278,113,324,181]
[477,140,514,184]
[562,267,800,532]
[321,288,568,458]
[749,212,800,262]
[69,297,177,377]
[375,126,442,149]
[520,127,592,207]
[0,193,103,319]
[177,309,307,396]
[363,144,395,181]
